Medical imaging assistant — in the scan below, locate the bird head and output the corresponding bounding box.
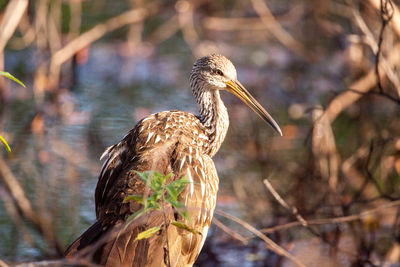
[190,54,282,136]
[191,54,237,90]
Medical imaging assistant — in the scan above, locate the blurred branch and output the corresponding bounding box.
[342,145,378,199]
[7,14,35,50]
[0,187,36,250]
[323,43,400,123]
[369,0,400,38]
[0,156,64,256]
[375,0,394,94]
[0,0,29,52]
[176,0,202,57]
[176,0,229,57]
[50,139,100,175]
[33,0,51,102]
[0,258,8,267]
[263,178,329,244]
[34,0,50,51]
[212,217,248,245]
[215,210,306,267]
[322,1,400,123]
[344,85,400,105]
[0,157,38,226]
[264,179,308,227]
[48,0,63,54]
[351,3,400,98]
[67,0,82,41]
[147,15,180,44]
[363,139,396,200]
[203,17,269,31]
[261,200,400,234]
[203,3,304,32]
[126,0,144,53]
[250,0,307,58]
[49,2,160,88]
[0,0,28,92]
[311,107,340,191]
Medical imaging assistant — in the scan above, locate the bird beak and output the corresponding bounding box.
[225,80,282,136]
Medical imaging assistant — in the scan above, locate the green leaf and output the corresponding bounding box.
[149,172,166,190]
[179,210,190,222]
[154,171,167,185]
[171,221,201,235]
[145,201,160,211]
[135,170,150,183]
[0,135,11,157]
[147,190,163,204]
[135,171,165,191]
[124,172,192,231]
[123,195,143,204]
[165,176,189,200]
[164,173,172,180]
[0,71,25,88]
[165,197,183,209]
[134,226,161,241]
[165,186,179,201]
[166,198,189,221]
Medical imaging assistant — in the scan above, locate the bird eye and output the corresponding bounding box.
[215,69,223,76]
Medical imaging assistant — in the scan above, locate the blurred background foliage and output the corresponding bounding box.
[0,0,399,266]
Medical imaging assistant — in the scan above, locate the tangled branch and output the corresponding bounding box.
[376,0,394,93]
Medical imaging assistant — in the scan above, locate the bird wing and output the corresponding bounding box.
[65,111,217,266]
[167,151,219,266]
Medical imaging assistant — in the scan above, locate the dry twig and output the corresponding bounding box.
[0,0,29,53]
[212,217,248,245]
[311,107,340,191]
[375,0,394,94]
[215,210,306,267]
[260,200,400,234]
[369,0,400,38]
[263,179,308,227]
[263,178,328,243]
[352,5,400,98]
[0,0,28,91]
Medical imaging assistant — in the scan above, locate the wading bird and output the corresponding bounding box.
[64,54,281,266]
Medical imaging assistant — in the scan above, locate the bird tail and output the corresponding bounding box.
[64,220,104,259]
[64,218,156,266]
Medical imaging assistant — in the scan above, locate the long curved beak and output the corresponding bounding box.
[225,80,282,136]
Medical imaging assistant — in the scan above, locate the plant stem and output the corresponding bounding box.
[161,189,171,267]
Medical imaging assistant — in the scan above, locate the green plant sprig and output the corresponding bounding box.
[0,71,25,88]
[0,135,11,157]
[123,171,200,240]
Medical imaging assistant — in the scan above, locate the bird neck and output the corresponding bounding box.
[197,90,229,157]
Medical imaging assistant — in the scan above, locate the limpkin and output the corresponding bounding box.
[64,54,282,266]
